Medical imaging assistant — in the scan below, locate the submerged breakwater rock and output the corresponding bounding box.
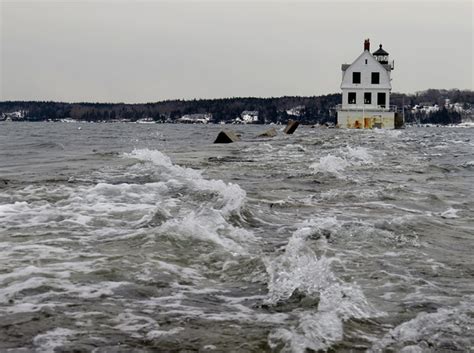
[257,127,278,138]
[214,129,240,143]
[284,120,300,134]
[0,122,473,352]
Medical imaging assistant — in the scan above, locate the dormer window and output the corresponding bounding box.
[352,72,361,84]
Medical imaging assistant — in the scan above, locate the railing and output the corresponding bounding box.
[335,104,398,112]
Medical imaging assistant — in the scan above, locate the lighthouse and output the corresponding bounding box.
[336,39,398,129]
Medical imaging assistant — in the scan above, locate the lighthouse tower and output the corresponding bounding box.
[336,39,396,129]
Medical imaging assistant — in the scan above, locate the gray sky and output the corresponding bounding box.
[1,0,472,103]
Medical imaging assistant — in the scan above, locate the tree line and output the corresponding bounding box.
[0,89,472,125]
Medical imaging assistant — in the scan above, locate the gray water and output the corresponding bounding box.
[0,122,473,352]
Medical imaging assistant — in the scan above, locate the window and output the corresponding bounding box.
[348,92,356,104]
[365,59,368,64]
[371,72,380,84]
[377,92,386,107]
[364,92,372,104]
[352,72,361,84]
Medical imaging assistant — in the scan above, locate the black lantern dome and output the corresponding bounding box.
[373,44,389,64]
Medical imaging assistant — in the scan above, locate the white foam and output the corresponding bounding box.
[373,129,403,137]
[0,275,129,309]
[147,327,184,340]
[265,217,382,351]
[0,260,99,285]
[310,146,374,178]
[243,142,274,153]
[158,210,254,253]
[310,155,349,176]
[136,260,205,284]
[372,298,474,351]
[122,149,255,252]
[440,207,459,219]
[203,345,217,350]
[282,144,306,153]
[269,311,343,352]
[1,149,252,269]
[125,148,247,216]
[344,146,373,164]
[113,310,160,338]
[33,328,76,353]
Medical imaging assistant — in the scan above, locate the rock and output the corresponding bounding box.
[257,127,277,138]
[283,120,300,134]
[214,130,240,143]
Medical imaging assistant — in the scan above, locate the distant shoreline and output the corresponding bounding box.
[1,89,472,125]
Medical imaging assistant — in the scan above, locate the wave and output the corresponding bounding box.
[33,328,77,353]
[124,148,246,216]
[1,149,252,250]
[440,207,459,219]
[265,217,382,351]
[371,297,474,351]
[310,146,374,178]
[0,148,257,318]
[462,160,474,168]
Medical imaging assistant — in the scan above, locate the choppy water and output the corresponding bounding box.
[0,122,473,352]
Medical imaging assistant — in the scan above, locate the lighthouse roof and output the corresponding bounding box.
[373,44,389,56]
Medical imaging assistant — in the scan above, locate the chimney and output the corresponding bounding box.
[364,39,370,51]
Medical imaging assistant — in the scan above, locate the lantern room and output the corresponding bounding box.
[372,44,389,64]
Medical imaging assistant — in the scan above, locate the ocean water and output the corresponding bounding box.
[0,122,473,352]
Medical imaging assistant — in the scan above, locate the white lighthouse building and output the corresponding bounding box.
[336,39,397,129]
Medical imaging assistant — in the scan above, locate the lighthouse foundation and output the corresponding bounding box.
[336,110,395,129]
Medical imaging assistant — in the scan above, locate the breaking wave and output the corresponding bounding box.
[372,297,474,352]
[310,146,374,177]
[265,217,382,351]
[125,148,247,216]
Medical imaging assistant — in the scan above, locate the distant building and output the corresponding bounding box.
[286,106,305,117]
[178,113,212,124]
[412,104,440,115]
[336,39,397,129]
[240,111,259,123]
[1,110,27,121]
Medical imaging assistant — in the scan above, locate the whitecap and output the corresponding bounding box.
[147,327,184,340]
[343,146,373,165]
[113,310,160,338]
[310,155,349,176]
[309,146,374,178]
[372,298,474,351]
[265,217,382,351]
[125,148,247,216]
[33,328,77,353]
[440,207,459,219]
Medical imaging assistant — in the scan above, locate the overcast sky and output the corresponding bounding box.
[1,0,472,103]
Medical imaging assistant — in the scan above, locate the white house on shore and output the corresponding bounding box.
[336,39,397,129]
